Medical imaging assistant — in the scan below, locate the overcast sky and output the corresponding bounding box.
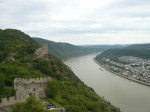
[0,0,150,45]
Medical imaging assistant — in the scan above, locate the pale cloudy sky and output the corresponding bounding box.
[0,0,150,45]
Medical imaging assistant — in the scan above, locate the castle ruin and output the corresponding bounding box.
[35,44,48,58]
[0,77,51,112]
[0,44,66,112]
[14,77,52,100]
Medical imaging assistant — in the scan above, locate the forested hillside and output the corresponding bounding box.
[96,43,150,62]
[0,29,119,112]
[0,29,39,63]
[34,38,100,60]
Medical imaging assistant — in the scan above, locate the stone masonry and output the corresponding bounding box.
[0,77,51,112]
[35,44,48,58]
[14,77,52,100]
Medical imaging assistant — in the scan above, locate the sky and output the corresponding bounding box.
[0,0,150,45]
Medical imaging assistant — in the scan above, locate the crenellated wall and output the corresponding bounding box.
[0,96,26,108]
[14,77,52,100]
[0,77,51,112]
[14,77,51,84]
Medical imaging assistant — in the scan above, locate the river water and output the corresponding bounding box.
[64,53,150,112]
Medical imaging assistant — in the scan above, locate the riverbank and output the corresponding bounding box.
[93,58,150,87]
[64,53,150,112]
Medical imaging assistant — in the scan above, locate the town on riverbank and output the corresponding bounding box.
[94,56,150,87]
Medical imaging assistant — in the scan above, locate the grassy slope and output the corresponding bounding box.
[0,29,119,112]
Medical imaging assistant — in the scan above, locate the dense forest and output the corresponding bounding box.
[34,38,101,60]
[0,29,119,112]
[95,43,150,62]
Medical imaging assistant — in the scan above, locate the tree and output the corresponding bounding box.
[0,73,5,91]
[45,80,59,98]
[11,95,50,112]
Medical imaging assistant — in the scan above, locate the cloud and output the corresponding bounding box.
[0,0,150,45]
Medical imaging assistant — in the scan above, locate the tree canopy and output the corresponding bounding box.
[11,96,50,112]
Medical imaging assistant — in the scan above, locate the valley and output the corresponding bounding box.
[64,53,150,112]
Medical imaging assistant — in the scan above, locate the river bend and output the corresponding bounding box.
[64,53,150,112]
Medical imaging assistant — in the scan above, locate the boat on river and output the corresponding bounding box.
[99,68,103,71]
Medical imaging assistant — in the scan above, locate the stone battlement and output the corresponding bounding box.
[14,77,51,100]
[14,77,51,84]
[0,96,26,108]
[0,77,66,112]
[0,77,52,111]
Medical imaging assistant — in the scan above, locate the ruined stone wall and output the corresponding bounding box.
[35,44,48,58]
[0,77,51,112]
[0,96,26,108]
[14,77,51,99]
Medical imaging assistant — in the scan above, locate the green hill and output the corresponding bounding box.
[33,38,100,60]
[0,29,119,112]
[0,29,39,63]
[95,43,150,62]
[127,43,150,49]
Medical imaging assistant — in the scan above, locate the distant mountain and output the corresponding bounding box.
[96,43,150,62]
[127,43,150,49]
[81,44,128,51]
[33,38,101,60]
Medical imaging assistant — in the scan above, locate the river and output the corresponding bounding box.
[64,53,150,112]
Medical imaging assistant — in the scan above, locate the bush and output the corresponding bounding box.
[11,95,50,112]
[45,80,59,98]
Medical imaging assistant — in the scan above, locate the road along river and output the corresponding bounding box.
[64,53,150,112]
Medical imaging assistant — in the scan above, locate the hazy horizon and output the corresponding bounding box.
[0,0,150,45]
[33,37,150,46]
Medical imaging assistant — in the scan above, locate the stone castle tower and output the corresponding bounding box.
[0,77,52,112]
[14,77,51,100]
[35,44,48,58]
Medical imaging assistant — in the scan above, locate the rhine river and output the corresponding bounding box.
[64,53,150,112]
